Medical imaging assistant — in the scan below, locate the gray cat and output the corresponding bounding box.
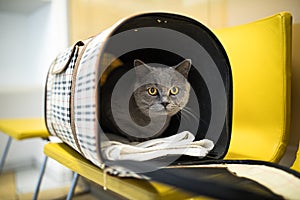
[101,59,192,142]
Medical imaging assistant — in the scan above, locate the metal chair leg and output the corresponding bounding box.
[66,172,79,200]
[0,136,12,174]
[32,155,48,200]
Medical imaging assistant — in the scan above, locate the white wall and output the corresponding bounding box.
[0,0,70,179]
[0,13,30,89]
[0,0,68,90]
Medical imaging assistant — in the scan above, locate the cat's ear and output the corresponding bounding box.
[134,59,152,76]
[175,59,191,78]
[134,59,146,67]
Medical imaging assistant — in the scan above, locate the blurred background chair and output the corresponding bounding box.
[0,118,49,200]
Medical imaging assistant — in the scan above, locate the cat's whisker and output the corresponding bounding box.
[181,107,199,121]
[183,106,199,116]
[184,107,210,127]
[181,111,198,123]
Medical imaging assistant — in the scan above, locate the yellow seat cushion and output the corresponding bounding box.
[213,12,292,162]
[0,118,49,140]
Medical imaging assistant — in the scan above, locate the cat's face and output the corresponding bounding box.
[133,59,191,117]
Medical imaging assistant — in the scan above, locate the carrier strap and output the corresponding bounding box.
[145,165,284,200]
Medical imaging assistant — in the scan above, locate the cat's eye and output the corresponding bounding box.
[148,87,158,96]
[170,87,179,95]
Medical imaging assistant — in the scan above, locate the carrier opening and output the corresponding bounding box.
[96,13,232,161]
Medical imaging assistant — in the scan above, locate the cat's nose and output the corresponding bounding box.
[161,102,169,108]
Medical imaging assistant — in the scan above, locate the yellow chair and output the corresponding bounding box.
[43,12,293,199]
[0,118,49,200]
[291,142,300,172]
[214,12,292,162]
[0,12,293,199]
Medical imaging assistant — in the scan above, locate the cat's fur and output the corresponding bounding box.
[100,59,192,142]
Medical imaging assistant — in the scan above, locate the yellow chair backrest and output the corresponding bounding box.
[214,12,292,162]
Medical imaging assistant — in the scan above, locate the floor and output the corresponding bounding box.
[0,166,98,200]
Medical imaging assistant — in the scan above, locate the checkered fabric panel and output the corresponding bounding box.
[51,46,74,74]
[46,45,81,153]
[46,66,55,135]
[74,35,106,167]
[46,32,116,168]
